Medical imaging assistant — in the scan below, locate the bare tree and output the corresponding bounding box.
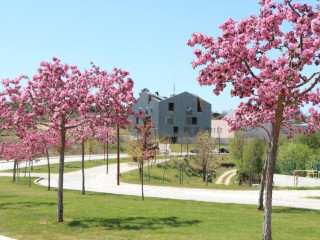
[195,130,216,182]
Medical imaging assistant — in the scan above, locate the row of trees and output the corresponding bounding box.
[0,57,135,222]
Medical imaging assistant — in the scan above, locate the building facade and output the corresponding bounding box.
[131,91,212,143]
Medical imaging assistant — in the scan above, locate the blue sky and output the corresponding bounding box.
[0,0,314,113]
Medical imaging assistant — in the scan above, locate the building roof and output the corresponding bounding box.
[223,109,235,119]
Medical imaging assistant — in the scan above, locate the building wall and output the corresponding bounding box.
[211,119,234,146]
[131,92,161,136]
[131,91,212,144]
[211,118,272,145]
[158,92,211,143]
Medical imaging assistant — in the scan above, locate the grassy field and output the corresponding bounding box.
[0,177,319,240]
[121,155,258,190]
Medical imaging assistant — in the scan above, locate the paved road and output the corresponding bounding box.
[1,155,320,211]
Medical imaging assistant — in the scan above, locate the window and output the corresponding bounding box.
[167,116,174,124]
[136,117,139,124]
[145,107,149,115]
[168,102,174,111]
[192,117,197,125]
[186,117,192,125]
[148,94,152,104]
[174,126,179,134]
[184,127,190,134]
[197,97,203,112]
[151,106,153,113]
[186,106,192,115]
[213,128,216,134]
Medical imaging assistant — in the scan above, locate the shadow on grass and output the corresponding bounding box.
[68,216,201,230]
[0,201,55,209]
[273,207,320,215]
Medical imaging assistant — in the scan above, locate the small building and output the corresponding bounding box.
[211,109,272,145]
[131,91,212,143]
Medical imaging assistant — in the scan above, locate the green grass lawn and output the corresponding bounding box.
[0,177,319,240]
[121,155,251,190]
[121,163,252,190]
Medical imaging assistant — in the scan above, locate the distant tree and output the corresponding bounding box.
[229,131,246,182]
[159,136,172,181]
[298,131,320,150]
[131,113,158,200]
[276,142,312,174]
[194,131,215,182]
[243,137,266,182]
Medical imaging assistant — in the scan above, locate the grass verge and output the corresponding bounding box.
[0,177,319,239]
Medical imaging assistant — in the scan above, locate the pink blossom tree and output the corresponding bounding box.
[188,0,320,239]
[96,126,115,174]
[4,57,135,222]
[70,121,95,195]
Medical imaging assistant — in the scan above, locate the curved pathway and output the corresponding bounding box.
[225,171,237,185]
[35,163,320,210]
[216,169,237,185]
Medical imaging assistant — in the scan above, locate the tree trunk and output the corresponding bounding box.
[28,161,31,188]
[103,142,106,162]
[81,141,85,195]
[258,148,270,211]
[88,141,91,163]
[148,161,150,182]
[141,159,144,200]
[202,166,206,182]
[24,161,27,177]
[13,161,16,183]
[17,163,19,185]
[262,101,284,240]
[57,126,66,222]
[162,161,167,181]
[46,149,51,191]
[187,143,189,156]
[106,139,109,174]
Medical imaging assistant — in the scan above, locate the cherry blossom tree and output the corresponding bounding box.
[4,57,135,222]
[0,141,29,185]
[188,1,320,239]
[96,126,115,174]
[70,121,95,195]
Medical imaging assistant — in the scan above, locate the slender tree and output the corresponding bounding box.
[132,113,158,200]
[194,131,216,182]
[188,1,320,238]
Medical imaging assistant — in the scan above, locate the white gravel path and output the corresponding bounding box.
[36,162,320,211]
